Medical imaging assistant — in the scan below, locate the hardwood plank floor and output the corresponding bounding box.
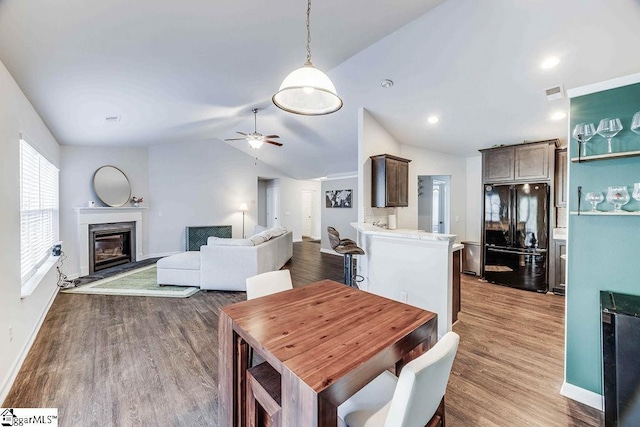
[4,241,602,426]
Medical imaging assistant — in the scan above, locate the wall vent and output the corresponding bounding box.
[105,116,121,123]
[545,85,565,101]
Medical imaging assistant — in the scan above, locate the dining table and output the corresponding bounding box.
[218,279,438,427]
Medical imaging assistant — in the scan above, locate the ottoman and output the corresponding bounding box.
[157,251,201,287]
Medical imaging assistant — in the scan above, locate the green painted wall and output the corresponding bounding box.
[567,82,640,394]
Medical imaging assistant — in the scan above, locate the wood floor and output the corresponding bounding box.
[4,241,603,426]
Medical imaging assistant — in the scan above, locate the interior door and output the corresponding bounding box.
[266,187,280,228]
[301,190,312,237]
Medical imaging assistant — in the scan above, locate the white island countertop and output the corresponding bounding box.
[351,222,462,250]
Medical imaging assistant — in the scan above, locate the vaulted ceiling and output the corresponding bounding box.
[1,0,640,179]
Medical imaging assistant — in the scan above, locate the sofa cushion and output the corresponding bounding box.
[249,232,270,245]
[157,251,201,270]
[269,226,288,237]
[209,238,255,246]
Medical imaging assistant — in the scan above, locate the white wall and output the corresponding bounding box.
[59,146,149,276]
[357,108,470,241]
[399,145,468,241]
[0,61,61,402]
[146,140,318,253]
[321,177,359,251]
[257,179,267,226]
[358,108,402,223]
[278,178,321,242]
[465,156,482,243]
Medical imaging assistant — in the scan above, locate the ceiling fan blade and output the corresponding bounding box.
[236,131,248,136]
[263,135,280,139]
[265,140,283,147]
[224,138,247,141]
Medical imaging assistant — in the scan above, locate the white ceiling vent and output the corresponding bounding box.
[545,85,565,101]
[105,116,121,123]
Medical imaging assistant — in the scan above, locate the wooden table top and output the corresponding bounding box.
[222,280,437,403]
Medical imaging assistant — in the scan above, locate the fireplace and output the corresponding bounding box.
[89,222,136,273]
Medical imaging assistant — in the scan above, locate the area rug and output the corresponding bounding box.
[62,265,199,298]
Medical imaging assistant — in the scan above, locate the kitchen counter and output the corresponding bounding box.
[352,222,457,242]
[352,222,461,338]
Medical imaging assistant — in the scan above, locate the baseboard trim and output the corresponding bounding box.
[560,382,604,411]
[0,286,58,404]
[320,248,341,257]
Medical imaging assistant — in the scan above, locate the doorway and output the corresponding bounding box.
[266,186,280,228]
[418,175,451,233]
[301,190,313,237]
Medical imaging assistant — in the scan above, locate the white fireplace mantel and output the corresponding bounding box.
[75,207,146,276]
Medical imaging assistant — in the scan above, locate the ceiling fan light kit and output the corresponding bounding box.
[224,108,283,148]
[273,0,342,116]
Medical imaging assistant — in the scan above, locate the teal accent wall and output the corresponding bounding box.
[567,82,640,395]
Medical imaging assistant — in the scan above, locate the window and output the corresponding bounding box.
[20,138,59,285]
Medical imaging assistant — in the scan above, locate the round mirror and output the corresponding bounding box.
[93,166,131,207]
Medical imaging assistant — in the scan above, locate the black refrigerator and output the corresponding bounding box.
[483,183,549,292]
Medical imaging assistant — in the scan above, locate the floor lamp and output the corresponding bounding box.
[239,203,248,238]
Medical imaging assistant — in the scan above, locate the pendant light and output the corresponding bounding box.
[272,0,343,116]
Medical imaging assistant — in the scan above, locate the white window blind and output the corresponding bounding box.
[20,139,59,285]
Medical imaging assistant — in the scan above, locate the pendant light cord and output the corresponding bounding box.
[305,0,312,65]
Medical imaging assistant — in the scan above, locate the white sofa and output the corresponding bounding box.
[156,227,293,291]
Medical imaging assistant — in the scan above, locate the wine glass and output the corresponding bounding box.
[584,192,604,212]
[597,118,623,154]
[633,183,640,201]
[572,123,596,156]
[631,112,640,135]
[606,186,630,212]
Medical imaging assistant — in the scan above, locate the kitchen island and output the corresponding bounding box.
[351,222,463,338]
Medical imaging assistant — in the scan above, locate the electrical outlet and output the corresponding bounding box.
[455,215,460,223]
[8,326,13,342]
[400,291,408,303]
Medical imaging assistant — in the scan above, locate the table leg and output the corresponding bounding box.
[219,312,250,427]
[219,311,235,426]
[237,336,249,427]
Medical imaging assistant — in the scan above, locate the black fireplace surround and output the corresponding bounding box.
[89,222,136,274]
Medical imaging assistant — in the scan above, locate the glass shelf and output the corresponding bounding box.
[571,150,640,162]
[570,211,640,216]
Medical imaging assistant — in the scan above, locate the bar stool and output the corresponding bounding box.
[327,226,365,288]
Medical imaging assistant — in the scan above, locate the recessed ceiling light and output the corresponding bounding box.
[380,79,394,88]
[541,57,560,69]
[551,111,567,121]
[427,116,439,124]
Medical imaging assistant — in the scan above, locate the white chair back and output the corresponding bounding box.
[245,270,293,300]
[385,331,460,427]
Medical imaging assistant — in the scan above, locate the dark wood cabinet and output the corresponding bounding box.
[483,147,515,182]
[371,154,411,207]
[481,139,558,184]
[555,149,567,207]
[452,249,461,323]
[549,239,566,294]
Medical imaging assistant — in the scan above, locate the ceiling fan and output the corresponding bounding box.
[225,109,283,149]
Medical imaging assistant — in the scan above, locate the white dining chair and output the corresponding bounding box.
[338,331,460,427]
[245,269,293,300]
